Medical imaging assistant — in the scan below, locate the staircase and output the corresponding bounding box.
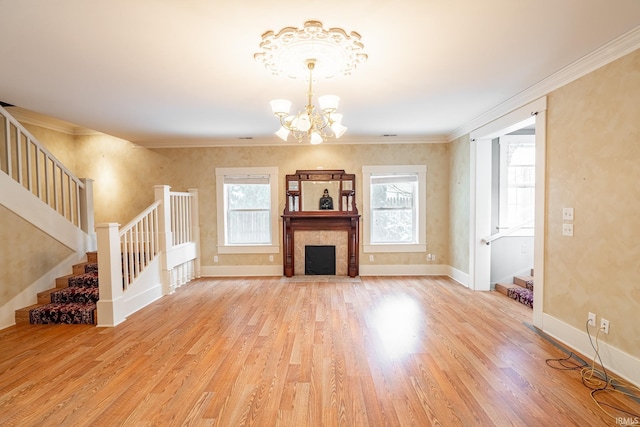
[495,270,534,308]
[15,252,99,325]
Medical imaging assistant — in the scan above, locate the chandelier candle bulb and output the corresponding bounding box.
[256,20,367,144]
[319,95,340,112]
[270,99,292,116]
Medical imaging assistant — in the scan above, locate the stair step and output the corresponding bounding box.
[50,287,100,304]
[68,272,99,288]
[15,304,40,324]
[37,288,58,304]
[514,275,534,289]
[29,302,96,324]
[507,286,533,308]
[56,274,75,288]
[87,251,98,263]
[495,282,524,296]
[72,261,98,275]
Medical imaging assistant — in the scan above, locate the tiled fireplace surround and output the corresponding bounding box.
[294,231,348,276]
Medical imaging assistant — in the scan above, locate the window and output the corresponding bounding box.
[499,135,535,232]
[216,167,279,254]
[362,165,427,253]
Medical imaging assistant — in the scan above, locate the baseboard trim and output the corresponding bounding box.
[199,263,468,280]
[447,266,469,287]
[542,313,640,388]
[201,265,282,277]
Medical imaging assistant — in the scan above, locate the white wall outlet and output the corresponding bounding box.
[269,255,274,262]
[562,207,574,221]
[562,223,574,236]
[214,255,219,263]
[588,312,596,327]
[369,255,374,262]
[600,318,610,334]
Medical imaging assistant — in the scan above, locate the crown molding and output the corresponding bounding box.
[448,25,640,142]
[6,107,99,136]
[133,134,448,149]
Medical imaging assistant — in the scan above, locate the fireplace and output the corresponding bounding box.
[282,170,359,277]
[305,245,336,275]
[282,214,359,277]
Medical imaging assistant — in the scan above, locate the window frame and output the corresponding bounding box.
[498,135,535,236]
[215,166,279,254]
[362,165,427,253]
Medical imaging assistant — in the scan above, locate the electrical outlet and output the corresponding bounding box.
[588,312,596,327]
[269,255,274,262]
[214,255,218,263]
[562,207,574,221]
[562,223,574,236]
[600,318,610,334]
[369,255,374,262]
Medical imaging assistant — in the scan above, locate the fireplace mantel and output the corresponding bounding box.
[282,170,359,277]
[282,212,359,277]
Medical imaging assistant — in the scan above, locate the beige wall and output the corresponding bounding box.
[72,140,451,268]
[448,135,470,274]
[544,48,640,355]
[0,206,73,307]
[22,123,77,174]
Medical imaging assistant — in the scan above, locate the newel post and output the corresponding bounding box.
[79,178,96,249]
[154,185,173,295]
[96,223,126,327]
[188,188,201,278]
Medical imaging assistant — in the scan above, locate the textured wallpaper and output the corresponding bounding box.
[545,49,640,355]
[71,140,451,268]
[0,206,73,307]
[448,135,470,273]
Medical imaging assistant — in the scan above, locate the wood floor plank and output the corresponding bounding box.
[1,276,639,426]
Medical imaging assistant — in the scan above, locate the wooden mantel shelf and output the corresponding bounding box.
[282,212,360,277]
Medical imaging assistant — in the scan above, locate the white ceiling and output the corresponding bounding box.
[1,0,639,147]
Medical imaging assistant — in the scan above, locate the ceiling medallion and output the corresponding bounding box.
[254,20,368,80]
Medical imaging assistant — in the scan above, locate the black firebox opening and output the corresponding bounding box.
[305,245,336,275]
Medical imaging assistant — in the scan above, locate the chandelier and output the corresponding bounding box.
[255,21,367,144]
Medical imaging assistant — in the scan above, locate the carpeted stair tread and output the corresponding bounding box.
[50,287,100,304]
[506,286,533,308]
[72,261,99,275]
[495,282,520,296]
[68,272,99,288]
[29,302,96,324]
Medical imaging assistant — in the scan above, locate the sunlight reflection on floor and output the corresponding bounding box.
[373,295,422,358]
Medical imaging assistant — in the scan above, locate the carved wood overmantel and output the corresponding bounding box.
[282,170,359,277]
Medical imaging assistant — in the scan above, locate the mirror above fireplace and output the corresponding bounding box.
[284,170,356,214]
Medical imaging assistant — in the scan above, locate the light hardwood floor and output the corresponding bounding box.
[1,276,638,426]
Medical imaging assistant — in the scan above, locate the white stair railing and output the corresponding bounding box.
[120,201,161,290]
[96,185,200,326]
[481,218,534,245]
[0,105,93,234]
